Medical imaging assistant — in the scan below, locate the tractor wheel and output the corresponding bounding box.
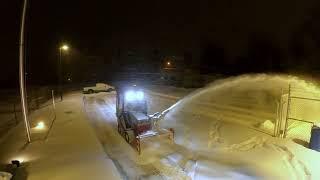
[124,132,130,143]
[88,89,94,94]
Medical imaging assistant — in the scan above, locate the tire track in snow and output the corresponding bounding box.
[152,159,190,180]
[226,136,268,152]
[84,92,210,180]
[183,127,191,148]
[208,121,223,148]
[266,144,311,180]
[224,135,311,180]
[83,95,130,180]
[84,93,168,179]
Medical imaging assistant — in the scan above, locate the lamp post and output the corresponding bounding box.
[19,0,31,142]
[58,45,69,101]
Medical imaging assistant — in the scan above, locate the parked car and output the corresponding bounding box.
[83,83,114,94]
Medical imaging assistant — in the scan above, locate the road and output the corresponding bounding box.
[83,92,181,179]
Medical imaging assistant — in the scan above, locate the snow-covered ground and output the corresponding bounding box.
[1,74,320,179]
[83,86,265,179]
[81,75,320,179]
[0,92,121,180]
[83,88,195,179]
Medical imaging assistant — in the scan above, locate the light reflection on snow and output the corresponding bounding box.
[34,121,46,130]
[9,155,27,163]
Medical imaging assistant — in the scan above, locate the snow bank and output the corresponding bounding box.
[0,172,12,180]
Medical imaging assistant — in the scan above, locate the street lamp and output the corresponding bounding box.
[19,0,31,142]
[61,45,69,51]
[59,44,69,101]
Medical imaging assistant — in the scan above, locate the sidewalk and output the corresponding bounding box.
[0,92,121,180]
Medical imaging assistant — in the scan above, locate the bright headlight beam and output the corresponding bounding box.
[125,90,144,101]
[125,91,136,101]
[136,91,144,100]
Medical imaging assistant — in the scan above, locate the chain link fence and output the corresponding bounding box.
[280,85,320,145]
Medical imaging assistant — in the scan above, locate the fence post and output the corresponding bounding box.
[275,88,284,138]
[274,101,279,137]
[283,84,291,138]
[36,90,39,109]
[52,90,55,109]
[13,103,18,125]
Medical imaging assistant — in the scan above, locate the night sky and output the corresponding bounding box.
[1,0,319,87]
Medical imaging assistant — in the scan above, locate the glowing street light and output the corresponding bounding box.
[61,45,69,51]
[167,61,171,66]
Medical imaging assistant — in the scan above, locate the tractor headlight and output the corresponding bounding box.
[125,90,144,101]
[136,91,144,101]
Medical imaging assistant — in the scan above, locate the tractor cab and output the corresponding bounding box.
[116,87,151,134]
[119,89,147,115]
[115,85,174,154]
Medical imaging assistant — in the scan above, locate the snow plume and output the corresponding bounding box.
[166,74,320,138]
[179,74,320,113]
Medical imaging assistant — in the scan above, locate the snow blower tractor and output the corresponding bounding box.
[116,85,174,154]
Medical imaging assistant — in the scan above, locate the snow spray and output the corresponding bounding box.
[161,74,320,147]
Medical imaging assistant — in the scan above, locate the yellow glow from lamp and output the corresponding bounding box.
[61,45,69,51]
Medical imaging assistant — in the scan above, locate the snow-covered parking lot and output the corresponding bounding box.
[84,75,320,179]
[1,74,320,179]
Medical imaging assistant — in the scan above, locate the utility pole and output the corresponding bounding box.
[58,45,68,101]
[59,48,63,101]
[19,0,31,142]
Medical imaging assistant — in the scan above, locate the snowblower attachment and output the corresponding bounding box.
[116,85,174,154]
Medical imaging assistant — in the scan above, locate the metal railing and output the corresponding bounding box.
[0,87,58,141]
